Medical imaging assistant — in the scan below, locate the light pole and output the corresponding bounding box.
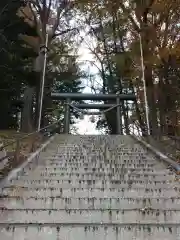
[139,33,151,135]
[37,33,49,132]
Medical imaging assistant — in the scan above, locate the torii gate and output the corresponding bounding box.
[51,93,136,134]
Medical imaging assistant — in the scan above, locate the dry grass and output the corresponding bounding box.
[144,136,180,166]
[0,130,46,180]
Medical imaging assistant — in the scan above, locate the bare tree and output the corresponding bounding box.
[18,0,77,132]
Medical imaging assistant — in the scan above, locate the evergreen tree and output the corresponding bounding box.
[77,0,180,136]
[0,0,37,129]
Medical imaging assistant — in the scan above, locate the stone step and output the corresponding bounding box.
[1,225,180,240]
[42,156,155,161]
[30,161,157,167]
[0,196,180,210]
[25,167,171,173]
[1,196,178,200]
[1,188,179,198]
[24,164,159,171]
[36,155,155,160]
[27,160,158,167]
[4,179,175,188]
[0,209,180,224]
[40,145,147,149]
[24,163,166,170]
[40,154,149,157]
[18,171,173,179]
[24,165,162,172]
[22,170,165,177]
[9,174,174,181]
[0,134,179,239]
[2,180,176,189]
[3,181,176,189]
[44,145,147,148]
[15,174,175,182]
[5,180,174,189]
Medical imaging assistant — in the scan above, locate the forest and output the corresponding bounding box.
[1,0,180,136]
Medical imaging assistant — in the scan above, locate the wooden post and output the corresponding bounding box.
[14,139,20,163]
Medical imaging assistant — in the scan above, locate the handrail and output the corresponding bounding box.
[129,120,180,172]
[0,119,61,151]
[0,119,60,174]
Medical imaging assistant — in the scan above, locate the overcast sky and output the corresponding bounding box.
[72,42,103,135]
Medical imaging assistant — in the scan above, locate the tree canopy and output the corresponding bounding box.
[1,0,180,136]
[0,0,84,132]
[75,0,180,135]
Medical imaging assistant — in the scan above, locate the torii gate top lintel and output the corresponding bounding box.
[51,93,136,101]
[51,92,136,134]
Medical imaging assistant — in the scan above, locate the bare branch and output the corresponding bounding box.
[119,3,140,33]
[0,3,9,17]
[18,4,36,27]
[52,27,77,38]
[51,0,72,38]
[51,6,61,36]
[28,3,42,40]
[27,0,41,11]
[47,0,52,19]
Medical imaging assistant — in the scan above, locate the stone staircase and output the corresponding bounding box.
[0,135,180,239]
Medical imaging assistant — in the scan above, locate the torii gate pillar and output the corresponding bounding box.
[51,93,136,134]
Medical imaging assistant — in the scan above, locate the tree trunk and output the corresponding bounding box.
[130,81,147,135]
[144,63,158,135]
[139,12,158,136]
[0,102,10,129]
[34,78,41,129]
[41,78,53,127]
[21,86,34,133]
[105,106,117,134]
[123,101,130,134]
[157,80,167,135]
